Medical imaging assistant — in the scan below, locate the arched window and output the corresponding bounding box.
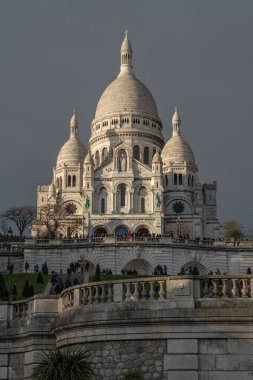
[188,175,191,186]
[67,175,71,187]
[72,175,76,187]
[141,198,145,213]
[174,173,177,185]
[179,174,182,185]
[165,175,168,187]
[133,145,140,160]
[119,184,126,207]
[152,148,156,158]
[118,149,127,172]
[191,176,194,186]
[56,178,59,188]
[102,147,108,162]
[101,198,105,214]
[95,150,100,167]
[144,147,149,164]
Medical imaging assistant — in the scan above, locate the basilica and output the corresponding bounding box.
[32,33,219,239]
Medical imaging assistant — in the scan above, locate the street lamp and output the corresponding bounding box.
[7,227,13,266]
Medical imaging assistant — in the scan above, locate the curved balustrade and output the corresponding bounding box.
[201,275,252,298]
[3,275,253,323]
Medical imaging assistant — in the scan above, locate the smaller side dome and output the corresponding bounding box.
[84,150,94,165]
[56,112,87,168]
[152,151,162,164]
[161,109,196,168]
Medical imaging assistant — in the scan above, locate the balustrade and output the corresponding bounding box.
[201,276,251,299]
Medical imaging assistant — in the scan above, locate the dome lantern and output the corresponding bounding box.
[172,106,181,136]
[70,109,78,137]
[119,30,133,75]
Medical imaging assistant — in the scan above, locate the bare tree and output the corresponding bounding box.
[2,206,35,237]
[67,219,83,238]
[35,205,64,239]
[0,216,10,236]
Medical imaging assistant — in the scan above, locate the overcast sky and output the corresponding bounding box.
[1,0,253,231]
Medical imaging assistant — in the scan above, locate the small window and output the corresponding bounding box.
[179,174,182,185]
[67,175,71,187]
[101,198,105,214]
[133,145,140,160]
[165,175,168,187]
[144,147,149,164]
[119,184,126,207]
[141,198,145,213]
[174,173,177,185]
[72,175,76,187]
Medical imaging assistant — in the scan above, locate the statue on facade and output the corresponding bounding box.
[155,193,161,208]
[84,194,90,210]
[119,154,126,172]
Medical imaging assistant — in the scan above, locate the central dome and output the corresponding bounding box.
[95,73,158,119]
[94,33,159,121]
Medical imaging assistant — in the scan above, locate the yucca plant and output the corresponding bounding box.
[32,347,94,380]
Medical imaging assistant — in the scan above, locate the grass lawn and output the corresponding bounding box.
[4,273,50,301]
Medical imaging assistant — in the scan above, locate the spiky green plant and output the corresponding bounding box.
[32,347,94,380]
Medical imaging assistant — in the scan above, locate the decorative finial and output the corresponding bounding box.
[175,106,178,112]
[125,30,128,37]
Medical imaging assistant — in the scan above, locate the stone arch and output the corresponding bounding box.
[122,259,153,275]
[133,222,155,235]
[180,261,207,275]
[134,226,151,236]
[93,225,108,236]
[173,251,213,275]
[62,250,97,275]
[115,225,129,237]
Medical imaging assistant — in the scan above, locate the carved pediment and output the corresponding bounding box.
[132,159,152,177]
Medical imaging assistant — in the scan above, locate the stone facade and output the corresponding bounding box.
[32,33,219,240]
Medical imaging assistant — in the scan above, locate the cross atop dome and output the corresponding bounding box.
[70,109,78,137]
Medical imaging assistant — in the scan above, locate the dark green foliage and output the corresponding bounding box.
[192,266,199,275]
[247,267,252,274]
[32,347,94,380]
[36,272,44,284]
[42,262,48,275]
[123,369,144,380]
[0,273,9,301]
[94,263,101,281]
[30,284,34,297]
[22,280,31,298]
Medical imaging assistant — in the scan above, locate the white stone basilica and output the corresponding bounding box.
[33,33,219,239]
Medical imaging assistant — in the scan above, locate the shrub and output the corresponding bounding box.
[42,262,48,275]
[94,264,101,281]
[0,273,9,301]
[22,280,31,298]
[30,284,34,297]
[123,369,144,380]
[36,272,44,284]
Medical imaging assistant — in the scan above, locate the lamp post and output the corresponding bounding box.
[7,227,13,266]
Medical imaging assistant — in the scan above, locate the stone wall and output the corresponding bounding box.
[82,340,167,380]
[2,277,253,379]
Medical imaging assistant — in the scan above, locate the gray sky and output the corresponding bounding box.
[1,0,253,231]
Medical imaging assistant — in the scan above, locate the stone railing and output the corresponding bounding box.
[1,276,253,324]
[24,237,253,248]
[201,275,253,298]
[59,275,253,313]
